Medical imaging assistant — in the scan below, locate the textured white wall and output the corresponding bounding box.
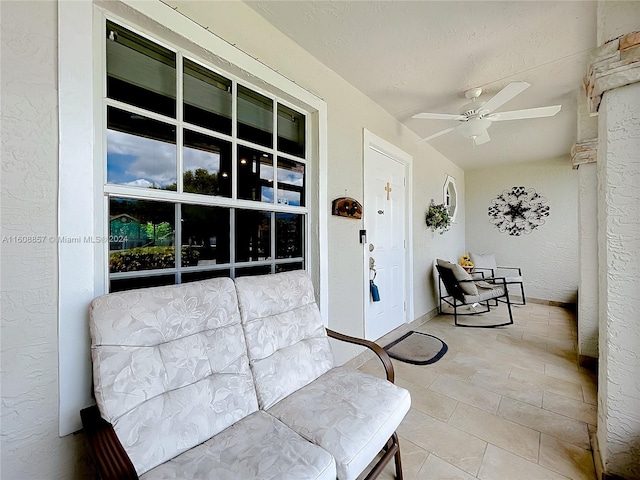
[577,163,599,358]
[0,1,94,477]
[465,159,579,304]
[596,82,640,480]
[576,84,599,359]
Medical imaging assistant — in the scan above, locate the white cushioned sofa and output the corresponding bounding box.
[81,271,411,480]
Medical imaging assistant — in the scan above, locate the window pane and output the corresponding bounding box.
[278,104,305,157]
[235,210,271,262]
[276,213,303,259]
[238,85,273,148]
[109,198,175,272]
[275,262,304,273]
[237,146,274,203]
[106,21,176,118]
[235,265,272,277]
[110,274,175,292]
[107,107,177,189]
[181,269,231,283]
[183,59,232,134]
[181,204,230,265]
[183,130,232,197]
[277,159,305,206]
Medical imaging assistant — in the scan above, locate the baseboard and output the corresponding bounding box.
[526,296,577,310]
[342,307,439,371]
[592,433,604,480]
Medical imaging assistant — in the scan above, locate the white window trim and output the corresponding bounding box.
[58,0,328,436]
[443,174,458,222]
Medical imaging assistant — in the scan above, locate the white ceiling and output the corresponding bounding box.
[245,1,597,170]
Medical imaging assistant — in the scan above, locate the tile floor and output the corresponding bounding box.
[358,302,597,480]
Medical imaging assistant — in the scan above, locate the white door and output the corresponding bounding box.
[364,146,406,341]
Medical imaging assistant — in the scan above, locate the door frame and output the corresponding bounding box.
[362,129,414,336]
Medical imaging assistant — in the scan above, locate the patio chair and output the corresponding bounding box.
[436,259,514,328]
[469,252,526,305]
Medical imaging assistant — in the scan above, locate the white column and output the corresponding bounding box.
[596,80,640,480]
[586,6,640,473]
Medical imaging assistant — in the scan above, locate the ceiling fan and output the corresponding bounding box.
[413,82,561,146]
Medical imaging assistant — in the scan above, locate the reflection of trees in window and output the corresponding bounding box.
[164,169,220,195]
[276,213,303,259]
[182,205,230,265]
[236,210,271,262]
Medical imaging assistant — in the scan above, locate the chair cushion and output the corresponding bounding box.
[463,285,506,303]
[235,271,335,410]
[90,278,258,476]
[267,366,411,480]
[437,259,478,296]
[140,410,336,480]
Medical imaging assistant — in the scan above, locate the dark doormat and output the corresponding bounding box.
[383,331,448,365]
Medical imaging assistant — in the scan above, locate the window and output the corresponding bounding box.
[104,20,308,291]
[443,174,458,222]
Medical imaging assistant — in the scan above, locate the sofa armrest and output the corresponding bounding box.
[81,405,138,480]
[326,328,395,383]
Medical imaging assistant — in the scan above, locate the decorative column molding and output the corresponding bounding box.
[571,138,598,169]
[585,31,640,114]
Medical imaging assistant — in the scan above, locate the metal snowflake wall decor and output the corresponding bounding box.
[488,186,550,236]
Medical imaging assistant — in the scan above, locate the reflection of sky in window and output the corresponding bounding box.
[184,147,220,174]
[261,186,274,203]
[277,189,301,206]
[107,130,176,187]
[277,169,304,187]
[260,163,274,181]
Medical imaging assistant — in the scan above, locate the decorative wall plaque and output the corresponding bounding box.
[488,186,549,236]
[332,197,362,219]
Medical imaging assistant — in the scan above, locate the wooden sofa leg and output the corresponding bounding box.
[393,433,403,480]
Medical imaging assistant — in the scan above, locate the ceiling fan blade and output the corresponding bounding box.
[474,131,491,145]
[491,105,561,121]
[481,82,530,113]
[412,112,466,121]
[418,126,457,143]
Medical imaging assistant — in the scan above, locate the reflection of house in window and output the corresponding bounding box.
[443,175,458,222]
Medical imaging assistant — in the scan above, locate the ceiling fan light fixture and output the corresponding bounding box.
[457,118,492,139]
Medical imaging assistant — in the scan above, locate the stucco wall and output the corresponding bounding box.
[465,158,579,304]
[596,82,640,480]
[577,163,599,358]
[0,1,94,477]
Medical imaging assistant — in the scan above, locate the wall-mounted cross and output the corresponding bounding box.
[385,182,392,200]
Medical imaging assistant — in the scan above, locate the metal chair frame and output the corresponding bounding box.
[472,266,526,306]
[436,264,514,328]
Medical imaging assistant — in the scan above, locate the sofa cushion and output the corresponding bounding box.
[140,410,336,480]
[90,278,258,476]
[267,366,411,480]
[436,259,478,296]
[235,271,335,409]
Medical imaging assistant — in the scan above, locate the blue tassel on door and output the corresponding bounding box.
[370,280,381,302]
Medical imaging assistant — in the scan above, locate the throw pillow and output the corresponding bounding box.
[437,259,478,296]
